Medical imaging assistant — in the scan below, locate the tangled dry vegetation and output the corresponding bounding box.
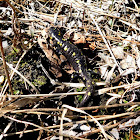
[0,0,140,139]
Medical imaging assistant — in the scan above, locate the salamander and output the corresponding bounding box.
[48,27,95,107]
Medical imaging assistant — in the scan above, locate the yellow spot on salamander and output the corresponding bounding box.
[57,42,60,45]
[58,32,61,36]
[64,46,68,51]
[79,69,82,73]
[76,60,80,63]
[88,92,91,96]
[92,81,95,84]
[50,36,52,40]
[72,52,76,56]
[88,85,90,87]
[62,38,66,41]
[59,43,62,46]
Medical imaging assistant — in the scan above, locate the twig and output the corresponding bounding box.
[80,111,140,138]
[131,0,139,10]
[90,14,123,74]
[0,115,15,140]
[0,57,40,94]
[0,51,27,96]
[62,104,108,139]
[3,112,135,138]
[119,19,140,32]
[3,115,89,140]
[9,102,140,113]
[3,0,22,14]
[0,34,13,95]
[0,91,85,98]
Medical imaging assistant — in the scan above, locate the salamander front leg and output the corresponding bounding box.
[70,72,80,82]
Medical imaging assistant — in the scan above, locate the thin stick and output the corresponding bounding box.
[3,115,88,140]
[90,14,123,74]
[0,57,40,94]
[9,102,140,113]
[0,35,13,95]
[0,51,27,96]
[4,0,22,14]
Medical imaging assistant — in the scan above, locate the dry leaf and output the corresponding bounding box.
[112,46,124,59]
[73,32,86,44]
[98,52,115,67]
[89,42,96,50]
[120,55,135,69]
[38,29,62,78]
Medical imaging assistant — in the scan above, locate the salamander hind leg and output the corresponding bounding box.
[77,80,95,107]
[77,91,91,107]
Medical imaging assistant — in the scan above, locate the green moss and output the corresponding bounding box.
[123,99,128,103]
[134,106,140,111]
[76,87,86,101]
[124,132,129,140]
[5,48,20,62]
[77,95,83,102]
[20,62,28,68]
[33,76,47,87]
[13,90,20,95]
[124,46,131,51]
[118,90,124,95]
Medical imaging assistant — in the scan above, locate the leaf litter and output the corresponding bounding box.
[0,0,140,139]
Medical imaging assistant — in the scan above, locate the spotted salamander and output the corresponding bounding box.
[48,27,95,107]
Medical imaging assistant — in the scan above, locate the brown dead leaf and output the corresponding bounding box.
[89,42,97,50]
[73,32,86,44]
[38,29,62,78]
[63,62,75,74]
[0,98,41,117]
[86,37,93,42]
[64,30,86,44]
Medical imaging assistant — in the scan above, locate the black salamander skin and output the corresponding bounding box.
[48,27,95,107]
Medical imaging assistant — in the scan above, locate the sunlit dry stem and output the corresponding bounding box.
[0,35,13,95]
[2,0,22,14]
